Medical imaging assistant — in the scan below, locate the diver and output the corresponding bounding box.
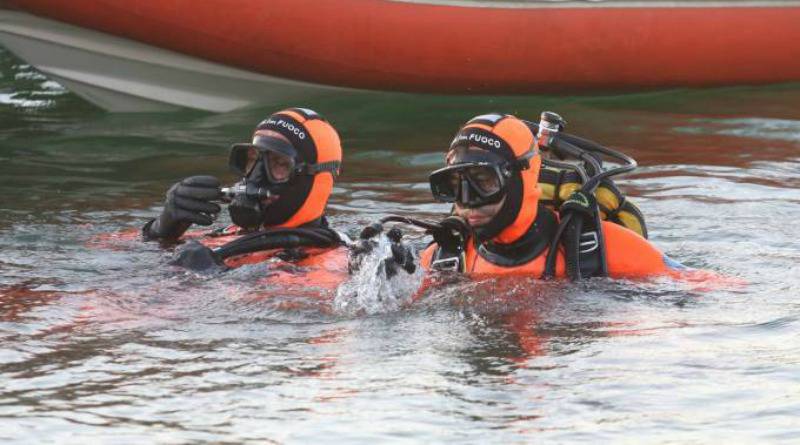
[409,112,688,280]
[142,107,348,273]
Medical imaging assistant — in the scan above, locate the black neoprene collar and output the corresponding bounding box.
[476,205,558,267]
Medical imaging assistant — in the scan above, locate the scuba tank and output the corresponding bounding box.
[538,167,647,239]
[530,111,641,280]
[534,112,647,239]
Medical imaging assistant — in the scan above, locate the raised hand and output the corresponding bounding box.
[143,175,221,241]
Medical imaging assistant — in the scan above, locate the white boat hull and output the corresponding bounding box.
[0,11,350,112]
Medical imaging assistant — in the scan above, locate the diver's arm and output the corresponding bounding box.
[602,222,738,286]
[143,176,222,242]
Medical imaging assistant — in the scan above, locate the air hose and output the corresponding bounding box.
[213,227,341,259]
[171,227,343,272]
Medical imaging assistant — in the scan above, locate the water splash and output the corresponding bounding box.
[334,235,424,315]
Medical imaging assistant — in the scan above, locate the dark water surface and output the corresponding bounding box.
[1,47,799,443]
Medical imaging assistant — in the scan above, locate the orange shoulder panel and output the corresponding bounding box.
[602,221,669,278]
[421,221,679,282]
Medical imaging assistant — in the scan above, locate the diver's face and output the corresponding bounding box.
[242,130,295,181]
[266,151,293,183]
[454,197,505,228]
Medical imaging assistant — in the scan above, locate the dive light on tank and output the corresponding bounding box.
[536,111,587,161]
[220,182,272,201]
[537,111,566,148]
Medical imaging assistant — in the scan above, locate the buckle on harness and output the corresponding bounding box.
[579,231,599,254]
[432,257,461,272]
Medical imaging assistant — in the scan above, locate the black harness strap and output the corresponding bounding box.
[545,190,608,280]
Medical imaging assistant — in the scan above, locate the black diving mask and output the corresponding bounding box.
[229,135,341,185]
[229,135,300,185]
[429,162,510,208]
[429,146,518,208]
[227,136,295,230]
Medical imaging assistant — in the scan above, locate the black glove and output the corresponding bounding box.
[143,176,221,241]
[169,240,225,273]
[382,228,416,278]
[348,223,382,274]
[347,224,416,277]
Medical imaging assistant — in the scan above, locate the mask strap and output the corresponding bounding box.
[302,160,341,176]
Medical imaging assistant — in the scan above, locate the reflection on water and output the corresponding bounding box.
[1,46,800,443]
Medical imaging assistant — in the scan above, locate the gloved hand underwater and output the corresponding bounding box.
[383,228,416,278]
[347,223,382,274]
[143,175,222,241]
[347,223,416,277]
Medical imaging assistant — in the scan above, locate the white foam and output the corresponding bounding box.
[334,235,425,315]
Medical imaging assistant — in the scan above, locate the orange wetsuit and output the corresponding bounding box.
[421,219,685,280]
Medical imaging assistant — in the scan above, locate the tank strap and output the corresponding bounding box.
[539,167,582,207]
[304,160,341,176]
[539,167,648,239]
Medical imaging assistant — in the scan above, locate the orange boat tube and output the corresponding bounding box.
[3,0,800,94]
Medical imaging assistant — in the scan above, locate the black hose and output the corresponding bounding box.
[542,157,589,183]
[213,228,340,259]
[379,215,443,232]
[556,132,638,192]
[526,118,637,186]
[543,211,571,279]
[549,137,603,179]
